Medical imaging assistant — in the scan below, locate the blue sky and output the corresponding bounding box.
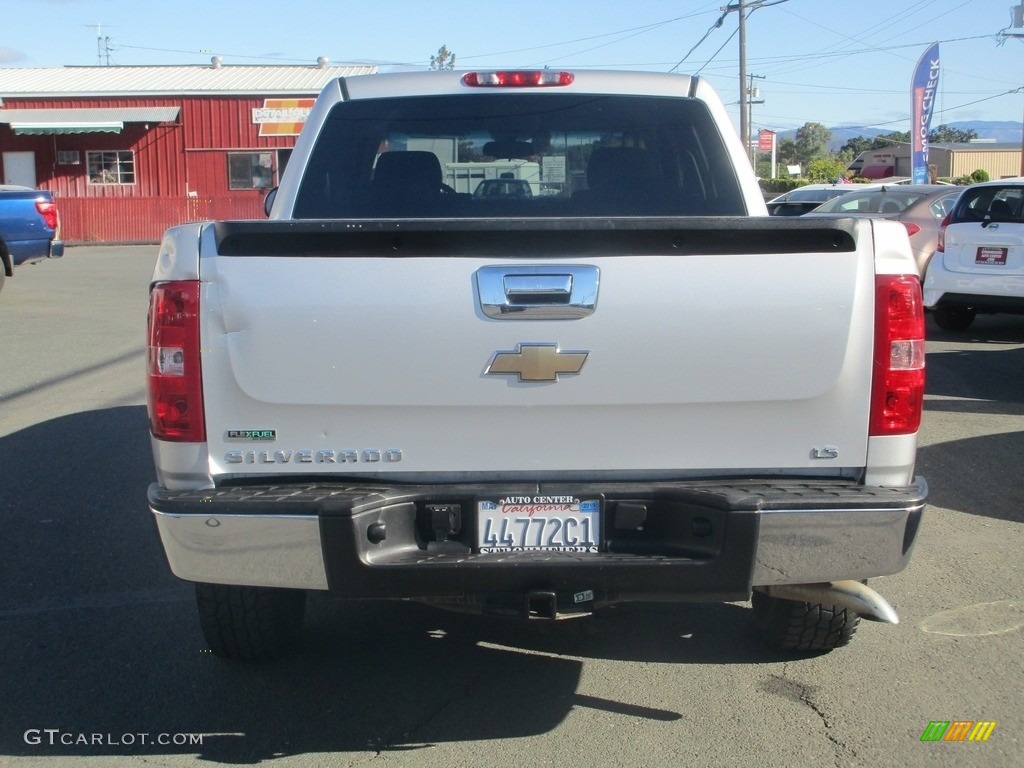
[2,0,1023,135]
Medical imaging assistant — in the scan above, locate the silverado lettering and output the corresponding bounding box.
[146,69,927,662]
[223,449,402,464]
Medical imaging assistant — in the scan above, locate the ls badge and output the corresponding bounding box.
[484,343,589,382]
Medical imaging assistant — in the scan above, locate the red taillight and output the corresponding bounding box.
[147,281,205,442]
[462,70,574,87]
[936,211,951,253]
[870,275,925,436]
[35,199,58,230]
[901,222,921,238]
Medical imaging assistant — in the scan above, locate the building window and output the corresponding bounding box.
[229,152,274,190]
[57,150,81,166]
[87,150,135,185]
[277,148,293,180]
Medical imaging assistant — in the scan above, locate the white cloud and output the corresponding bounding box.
[0,46,27,63]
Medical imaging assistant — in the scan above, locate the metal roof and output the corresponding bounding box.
[932,142,1022,152]
[0,63,379,97]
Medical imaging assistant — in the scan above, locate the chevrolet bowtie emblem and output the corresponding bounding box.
[484,343,589,382]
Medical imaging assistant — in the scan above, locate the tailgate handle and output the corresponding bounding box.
[477,265,599,320]
[504,274,573,303]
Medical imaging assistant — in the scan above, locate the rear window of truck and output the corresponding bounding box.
[292,94,746,219]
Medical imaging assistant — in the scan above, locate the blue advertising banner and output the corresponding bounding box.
[911,43,940,184]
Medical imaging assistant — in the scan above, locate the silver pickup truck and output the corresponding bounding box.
[146,69,927,660]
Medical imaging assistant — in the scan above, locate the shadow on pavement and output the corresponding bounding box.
[0,407,790,762]
[926,312,1024,346]
[925,342,1024,411]
[916,431,1024,524]
[920,313,1024,522]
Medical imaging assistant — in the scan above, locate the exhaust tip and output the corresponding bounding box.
[757,580,899,624]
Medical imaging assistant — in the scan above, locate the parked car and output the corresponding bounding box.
[765,181,899,216]
[0,185,64,293]
[807,184,961,276]
[473,177,533,199]
[923,177,1024,330]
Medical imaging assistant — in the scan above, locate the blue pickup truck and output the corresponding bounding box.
[0,185,64,293]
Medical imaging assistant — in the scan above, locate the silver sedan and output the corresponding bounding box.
[807,184,962,276]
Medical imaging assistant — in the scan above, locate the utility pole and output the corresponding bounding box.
[85,23,114,65]
[995,4,1024,177]
[738,0,748,157]
[747,73,766,166]
[724,0,787,166]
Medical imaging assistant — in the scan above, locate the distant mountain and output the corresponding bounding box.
[935,121,1021,145]
[777,121,1023,151]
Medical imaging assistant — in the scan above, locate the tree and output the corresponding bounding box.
[871,131,909,149]
[773,123,831,173]
[840,136,874,159]
[930,124,978,144]
[805,157,848,183]
[774,137,799,166]
[792,122,832,167]
[429,45,456,70]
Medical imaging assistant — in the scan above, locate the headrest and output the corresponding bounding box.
[586,147,656,193]
[373,151,443,188]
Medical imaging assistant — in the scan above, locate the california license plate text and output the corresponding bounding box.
[477,499,599,553]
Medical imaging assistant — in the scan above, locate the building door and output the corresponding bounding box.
[2,151,37,187]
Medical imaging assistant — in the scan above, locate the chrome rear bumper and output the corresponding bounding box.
[150,477,926,597]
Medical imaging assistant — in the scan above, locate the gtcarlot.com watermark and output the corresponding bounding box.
[24,729,206,747]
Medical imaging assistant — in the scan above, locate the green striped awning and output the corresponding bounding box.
[0,106,179,135]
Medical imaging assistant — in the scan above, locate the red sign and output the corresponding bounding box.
[758,130,775,152]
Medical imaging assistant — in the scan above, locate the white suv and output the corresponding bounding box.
[924,178,1024,330]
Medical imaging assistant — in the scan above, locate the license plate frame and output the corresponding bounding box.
[476,496,600,554]
[976,246,1008,265]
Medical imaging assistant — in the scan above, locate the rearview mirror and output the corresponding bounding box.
[263,187,278,217]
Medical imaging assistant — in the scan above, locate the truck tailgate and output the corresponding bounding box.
[197,219,874,479]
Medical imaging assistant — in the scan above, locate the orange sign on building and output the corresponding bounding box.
[252,98,316,136]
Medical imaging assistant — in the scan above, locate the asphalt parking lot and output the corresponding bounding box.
[0,246,1022,768]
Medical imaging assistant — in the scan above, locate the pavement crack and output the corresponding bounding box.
[766,665,856,767]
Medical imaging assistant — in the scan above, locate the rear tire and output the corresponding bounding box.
[933,305,976,331]
[752,589,861,652]
[195,583,306,661]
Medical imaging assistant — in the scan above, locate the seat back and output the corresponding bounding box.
[574,147,668,213]
[585,147,656,198]
[988,199,1014,221]
[372,151,444,200]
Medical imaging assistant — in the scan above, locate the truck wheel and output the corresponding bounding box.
[932,305,976,331]
[752,589,860,652]
[195,583,306,661]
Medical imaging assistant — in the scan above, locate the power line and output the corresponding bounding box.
[116,43,313,64]
[693,33,994,69]
[120,11,712,68]
[669,7,731,73]
[694,29,739,77]
[754,85,1024,133]
[466,11,708,65]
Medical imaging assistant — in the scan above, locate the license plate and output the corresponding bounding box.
[477,496,599,553]
[977,246,1008,265]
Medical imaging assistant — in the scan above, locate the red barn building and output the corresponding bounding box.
[0,60,377,243]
